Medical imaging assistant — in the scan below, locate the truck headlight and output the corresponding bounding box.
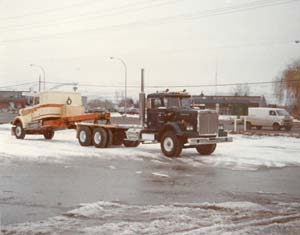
[186,125,194,131]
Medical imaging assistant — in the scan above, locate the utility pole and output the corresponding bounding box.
[215,56,220,113]
[139,68,145,127]
[38,75,41,92]
[30,64,46,91]
[215,56,218,96]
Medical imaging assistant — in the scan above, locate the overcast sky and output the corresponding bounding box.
[0,0,300,102]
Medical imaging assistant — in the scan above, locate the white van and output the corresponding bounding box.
[246,107,293,131]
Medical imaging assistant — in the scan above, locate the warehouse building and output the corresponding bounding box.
[191,94,267,115]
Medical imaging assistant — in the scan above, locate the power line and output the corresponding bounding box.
[1,79,299,90]
[186,0,299,20]
[2,0,299,44]
[43,79,300,89]
[0,0,187,33]
[0,81,37,89]
[0,0,100,21]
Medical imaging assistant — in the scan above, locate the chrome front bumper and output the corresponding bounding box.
[187,136,233,146]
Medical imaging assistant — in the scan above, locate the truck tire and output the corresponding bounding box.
[112,130,125,145]
[246,122,252,130]
[123,140,140,148]
[160,131,183,158]
[196,144,216,155]
[15,122,25,139]
[93,127,108,148]
[273,123,280,131]
[43,129,55,140]
[78,126,92,146]
[285,125,292,131]
[105,128,113,147]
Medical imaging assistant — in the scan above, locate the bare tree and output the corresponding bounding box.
[88,98,115,111]
[274,59,300,117]
[232,84,251,96]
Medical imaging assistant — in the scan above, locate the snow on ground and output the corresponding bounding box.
[3,200,300,234]
[110,112,139,118]
[1,124,300,170]
[219,115,238,121]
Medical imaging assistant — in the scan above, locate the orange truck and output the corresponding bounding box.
[11,91,109,139]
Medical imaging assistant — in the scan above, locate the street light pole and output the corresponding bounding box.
[110,57,127,115]
[30,64,46,91]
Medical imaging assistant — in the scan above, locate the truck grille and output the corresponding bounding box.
[197,110,218,136]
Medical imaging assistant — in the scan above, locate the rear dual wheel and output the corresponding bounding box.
[273,123,281,131]
[43,129,55,140]
[93,127,108,148]
[78,126,92,146]
[78,126,113,148]
[285,125,292,131]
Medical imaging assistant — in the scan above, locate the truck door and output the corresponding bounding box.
[147,98,166,129]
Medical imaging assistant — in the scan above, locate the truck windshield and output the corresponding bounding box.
[164,97,191,108]
[276,110,289,116]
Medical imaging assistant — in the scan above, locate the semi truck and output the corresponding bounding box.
[76,72,232,157]
[11,72,232,158]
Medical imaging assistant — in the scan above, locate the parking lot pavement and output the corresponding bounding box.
[1,124,300,234]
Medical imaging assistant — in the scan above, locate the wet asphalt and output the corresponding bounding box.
[1,154,300,226]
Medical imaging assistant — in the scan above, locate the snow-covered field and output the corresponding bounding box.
[3,200,300,234]
[1,124,300,171]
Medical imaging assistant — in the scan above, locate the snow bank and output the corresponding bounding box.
[110,112,139,118]
[219,115,237,121]
[3,200,300,234]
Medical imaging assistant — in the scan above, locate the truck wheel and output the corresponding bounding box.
[196,144,216,155]
[93,127,108,148]
[15,123,25,139]
[246,122,252,130]
[112,130,125,145]
[160,131,183,158]
[284,125,292,131]
[105,128,113,147]
[123,140,140,148]
[273,123,280,131]
[43,129,55,140]
[78,126,92,146]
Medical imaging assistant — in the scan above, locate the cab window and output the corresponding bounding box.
[33,97,40,105]
[150,98,163,108]
[269,110,276,116]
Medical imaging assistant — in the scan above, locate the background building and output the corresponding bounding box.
[0,91,27,112]
[191,94,267,115]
